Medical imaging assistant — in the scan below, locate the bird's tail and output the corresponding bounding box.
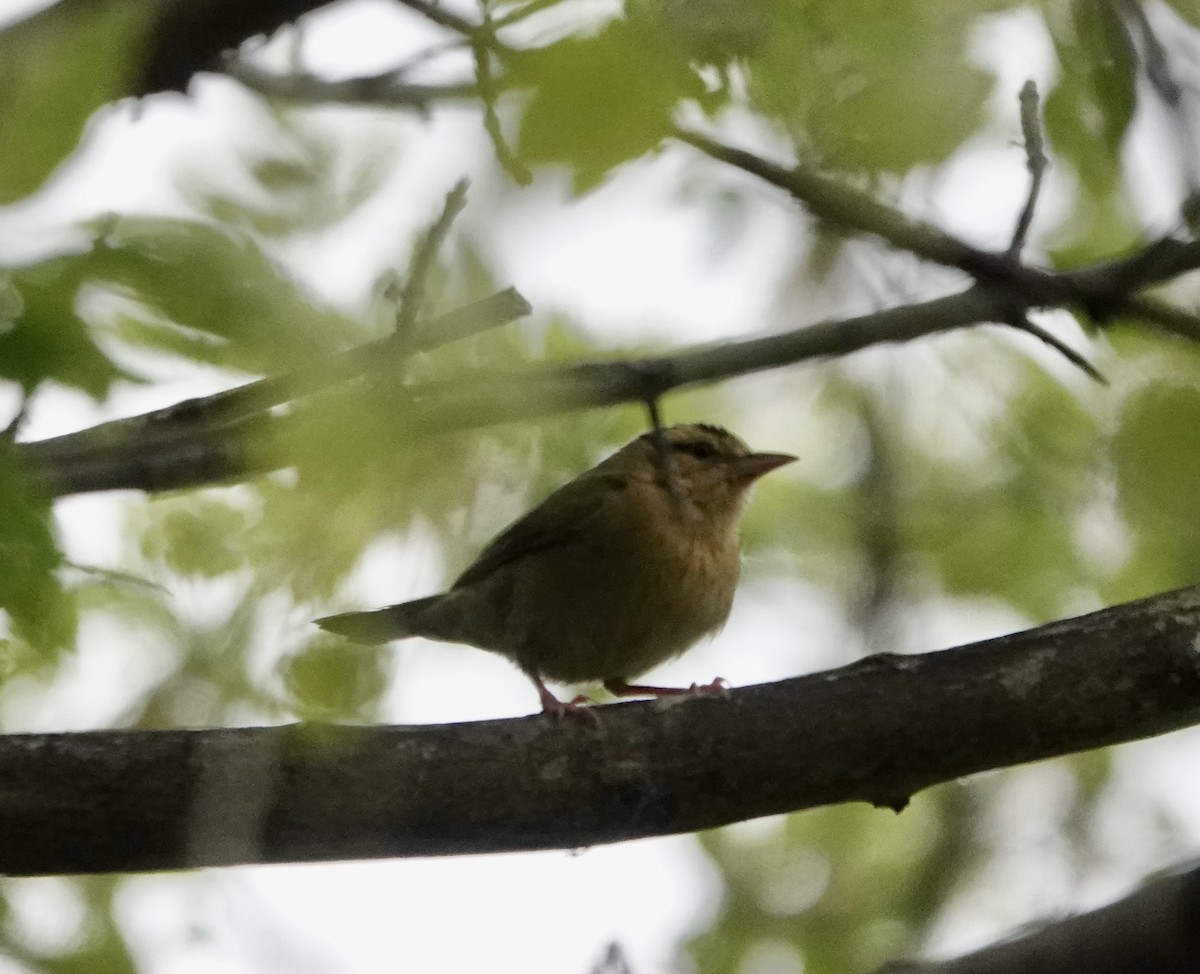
[315,595,445,645]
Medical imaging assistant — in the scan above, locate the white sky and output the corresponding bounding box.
[3,2,1200,973]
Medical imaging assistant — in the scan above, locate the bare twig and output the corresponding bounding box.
[20,288,532,472]
[2,395,29,442]
[673,126,1200,343]
[224,59,481,109]
[493,0,565,29]
[1117,0,1181,106]
[394,180,471,337]
[590,942,635,974]
[1009,314,1106,384]
[394,0,484,40]
[1009,80,1049,259]
[473,34,531,184]
[15,286,1009,496]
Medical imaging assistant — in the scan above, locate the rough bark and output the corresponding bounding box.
[1,584,1199,876]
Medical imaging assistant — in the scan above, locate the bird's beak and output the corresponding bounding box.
[730,452,798,482]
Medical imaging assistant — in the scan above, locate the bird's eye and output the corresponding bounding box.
[675,440,717,460]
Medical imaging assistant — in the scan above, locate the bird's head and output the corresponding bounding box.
[612,423,797,526]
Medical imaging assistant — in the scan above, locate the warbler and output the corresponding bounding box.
[316,424,796,717]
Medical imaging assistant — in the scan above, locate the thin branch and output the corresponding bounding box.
[1117,0,1182,107]
[493,0,566,29]
[394,179,470,337]
[1009,315,1106,384]
[394,0,485,40]
[17,286,1010,496]
[19,128,1200,497]
[2,583,1199,875]
[672,126,995,276]
[19,288,531,477]
[224,59,481,108]
[2,394,29,442]
[473,33,530,185]
[394,0,513,55]
[672,126,1200,343]
[1009,80,1048,259]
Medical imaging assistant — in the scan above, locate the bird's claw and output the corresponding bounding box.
[541,692,600,724]
[688,677,731,697]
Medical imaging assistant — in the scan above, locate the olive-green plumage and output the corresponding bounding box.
[316,424,795,716]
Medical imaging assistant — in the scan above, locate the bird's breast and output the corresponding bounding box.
[505,480,741,682]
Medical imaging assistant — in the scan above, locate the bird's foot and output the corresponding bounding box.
[531,672,599,723]
[687,676,731,698]
[543,693,600,724]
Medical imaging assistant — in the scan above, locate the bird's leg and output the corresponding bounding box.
[604,677,731,699]
[527,670,599,722]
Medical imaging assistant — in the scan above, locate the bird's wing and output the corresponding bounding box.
[451,471,625,590]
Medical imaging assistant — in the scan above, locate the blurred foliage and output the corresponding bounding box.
[3,0,1200,972]
[0,877,134,974]
[0,0,150,204]
[0,445,74,654]
[739,0,999,173]
[690,789,977,974]
[512,17,704,191]
[1043,0,1142,264]
[177,103,401,238]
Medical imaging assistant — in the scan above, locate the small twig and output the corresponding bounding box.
[675,127,1200,344]
[473,33,531,185]
[589,942,635,974]
[1008,80,1049,260]
[493,0,564,29]
[645,398,686,516]
[394,0,483,39]
[2,395,29,443]
[395,180,471,338]
[1008,313,1107,384]
[62,562,169,594]
[1118,0,1181,106]
[224,59,481,109]
[22,289,532,467]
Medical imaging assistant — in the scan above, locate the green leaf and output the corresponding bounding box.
[746,0,995,173]
[180,124,399,238]
[0,446,74,652]
[0,0,147,203]
[514,19,702,191]
[1042,0,1140,261]
[1113,382,1200,592]
[1,254,128,398]
[138,496,253,579]
[86,216,355,371]
[280,638,388,721]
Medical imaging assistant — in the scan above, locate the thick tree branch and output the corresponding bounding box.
[882,864,1200,974]
[2,584,1199,876]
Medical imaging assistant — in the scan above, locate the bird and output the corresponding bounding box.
[315,423,796,718]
